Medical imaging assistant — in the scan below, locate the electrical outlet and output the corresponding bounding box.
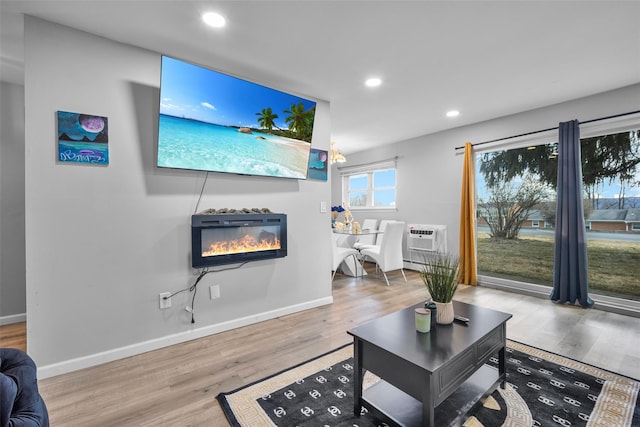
[209,284,220,300]
[159,292,172,309]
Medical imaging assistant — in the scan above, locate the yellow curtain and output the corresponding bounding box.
[458,142,477,285]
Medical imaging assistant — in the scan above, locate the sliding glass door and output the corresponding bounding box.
[476,142,557,287]
[476,129,640,302]
[581,130,640,301]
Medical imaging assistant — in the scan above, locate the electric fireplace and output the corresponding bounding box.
[191,213,287,268]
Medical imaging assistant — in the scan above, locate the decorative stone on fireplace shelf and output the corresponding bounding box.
[197,207,273,215]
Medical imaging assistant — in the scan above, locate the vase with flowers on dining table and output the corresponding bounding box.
[331,205,345,228]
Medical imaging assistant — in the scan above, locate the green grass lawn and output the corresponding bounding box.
[477,232,640,301]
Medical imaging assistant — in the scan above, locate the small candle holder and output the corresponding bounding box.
[415,308,431,333]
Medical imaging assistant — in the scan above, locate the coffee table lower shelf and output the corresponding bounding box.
[361,364,501,427]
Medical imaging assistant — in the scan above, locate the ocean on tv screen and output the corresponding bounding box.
[157,114,311,178]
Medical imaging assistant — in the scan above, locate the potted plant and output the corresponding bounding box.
[420,253,459,324]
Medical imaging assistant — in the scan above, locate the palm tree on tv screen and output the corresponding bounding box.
[284,102,313,141]
[256,107,280,130]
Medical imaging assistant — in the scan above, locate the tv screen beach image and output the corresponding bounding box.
[157,56,316,179]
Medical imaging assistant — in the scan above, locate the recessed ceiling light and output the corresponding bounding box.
[365,78,382,87]
[446,110,460,118]
[202,12,226,28]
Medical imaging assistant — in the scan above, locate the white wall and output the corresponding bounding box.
[333,84,640,261]
[0,81,26,323]
[23,17,333,376]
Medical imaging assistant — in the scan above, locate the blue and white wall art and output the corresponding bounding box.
[57,110,109,165]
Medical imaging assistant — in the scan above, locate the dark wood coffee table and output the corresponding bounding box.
[347,301,512,427]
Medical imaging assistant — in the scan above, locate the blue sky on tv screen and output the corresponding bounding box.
[159,56,316,129]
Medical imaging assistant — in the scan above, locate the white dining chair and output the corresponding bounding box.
[352,219,378,249]
[354,219,392,252]
[332,233,362,280]
[360,221,407,286]
[355,219,393,265]
[374,219,392,245]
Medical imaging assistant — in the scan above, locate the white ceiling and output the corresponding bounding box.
[1,1,639,154]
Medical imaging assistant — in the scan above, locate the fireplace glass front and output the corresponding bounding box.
[191,213,287,267]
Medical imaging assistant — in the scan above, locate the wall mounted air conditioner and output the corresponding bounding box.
[407,224,447,263]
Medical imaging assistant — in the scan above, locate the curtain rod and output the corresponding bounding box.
[454,109,640,151]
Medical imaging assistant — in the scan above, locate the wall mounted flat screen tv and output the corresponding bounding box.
[157,56,316,179]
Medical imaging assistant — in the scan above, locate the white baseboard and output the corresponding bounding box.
[403,260,424,272]
[0,313,26,325]
[38,296,333,379]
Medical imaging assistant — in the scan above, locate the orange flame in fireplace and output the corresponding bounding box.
[202,234,281,257]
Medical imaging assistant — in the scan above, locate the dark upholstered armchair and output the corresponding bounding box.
[0,348,49,427]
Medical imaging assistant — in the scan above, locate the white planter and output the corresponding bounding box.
[435,301,454,325]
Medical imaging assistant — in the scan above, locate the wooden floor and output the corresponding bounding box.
[2,268,640,426]
[0,320,26,351]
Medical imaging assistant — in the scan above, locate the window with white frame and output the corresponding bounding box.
[340,159,397,210]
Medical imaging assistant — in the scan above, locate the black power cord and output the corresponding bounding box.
[194,172,209,215]
[163,262,248,323]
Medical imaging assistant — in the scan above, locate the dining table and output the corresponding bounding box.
[332,228,382,277]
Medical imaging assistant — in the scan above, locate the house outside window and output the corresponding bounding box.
[340,159,397,210]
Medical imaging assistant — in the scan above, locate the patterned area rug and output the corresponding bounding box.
[217,340,640,427]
